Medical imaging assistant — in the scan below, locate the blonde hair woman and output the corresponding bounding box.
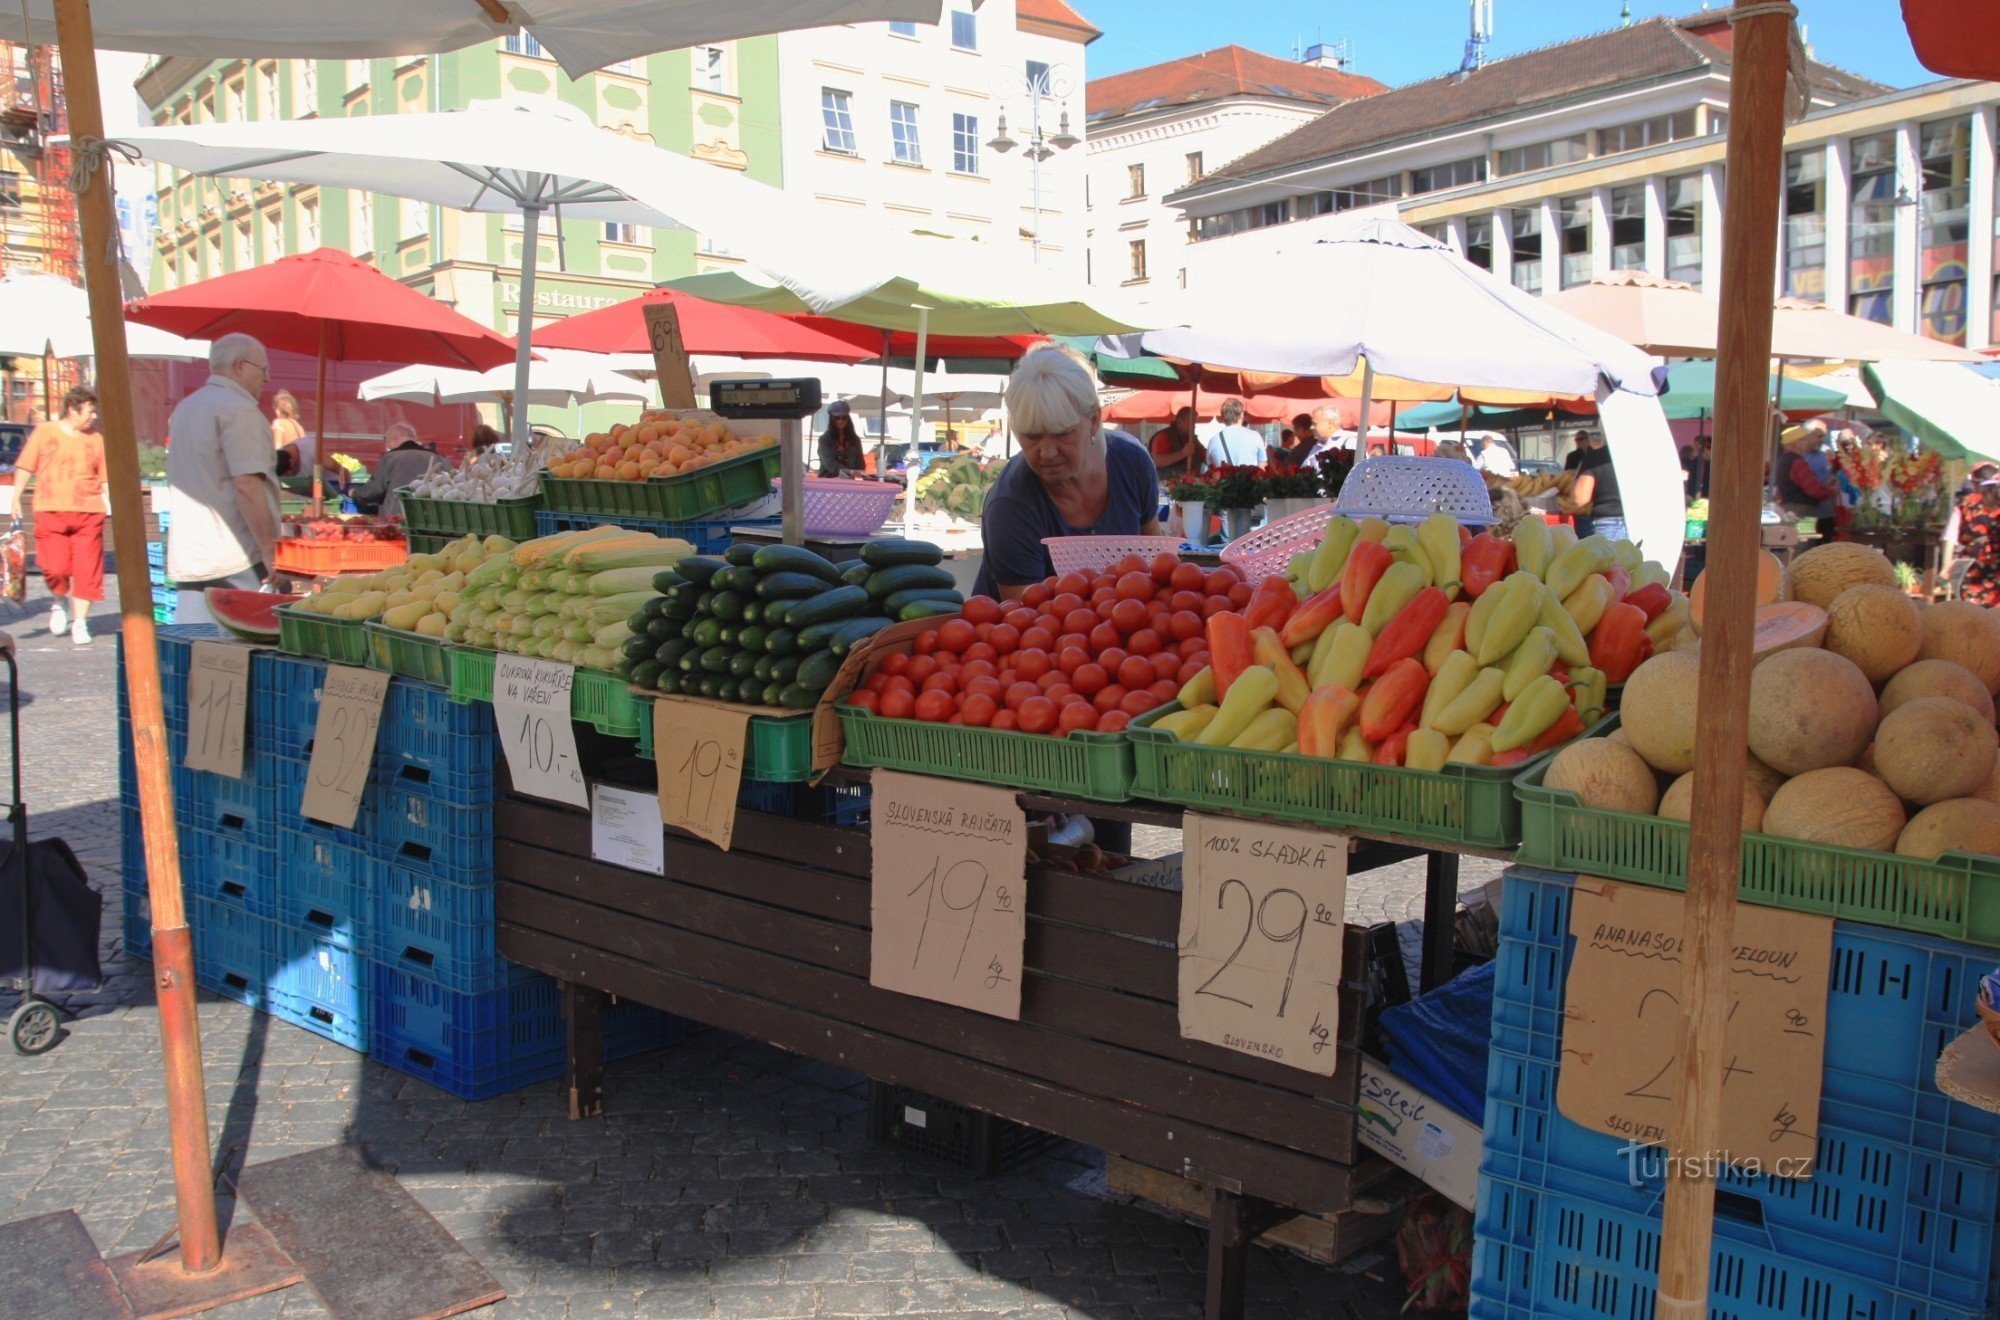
[271,389,304,451]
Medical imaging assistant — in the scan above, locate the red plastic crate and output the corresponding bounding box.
[271,536,407,576]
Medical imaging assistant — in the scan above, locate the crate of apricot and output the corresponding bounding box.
[541,409,783,521]
[835,551,1233,803]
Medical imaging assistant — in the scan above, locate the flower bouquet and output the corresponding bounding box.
[1885,447,1944,528]
[1832,436,1888,528]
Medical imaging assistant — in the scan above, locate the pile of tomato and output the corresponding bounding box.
[844,554,1245,735]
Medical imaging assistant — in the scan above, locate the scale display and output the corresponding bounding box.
[709,378,823,420]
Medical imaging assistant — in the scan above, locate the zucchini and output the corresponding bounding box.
[795,648,842,692]
[630,659,663,690]
[798,614,891,653]
[864,563,955,600]
[689,617,724,649]
[654,669,681,695]
[621,634,655,662]
[776,683,820,709]
[829,616,894,656]
[771,654,804,683]
[761,599,794,629]
[697,672,729,699]
[751,544,843,583]
[666,580,703,606]
[694,590,716,616]
[675,556,727,584]
[708,589,748,621]
[761,681,786,707]
[654,638,692,669]
[754,571,828,601]
[627,607,654,635]
[785,584,870,628]
[764,626,800,655]
[898,598,965,622]
[861,537,943,568]
[651,569,684,595]
[678,646,707,674]
[713,565,759,594]
[641,594,671,619]
[839,561,874,587]
[735,625,769,654]
[752,654,778,682]
[715,623,738,648]
[882,587,964,615]
[724,542,760,567]
[700,646,738,674]
[728,649,762,679]
[739,599,765,625]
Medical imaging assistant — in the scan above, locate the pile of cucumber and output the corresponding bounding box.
[622,537,961,707]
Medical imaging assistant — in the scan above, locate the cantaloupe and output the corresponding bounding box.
[1822,583,1922,683]
[1746,753,1788,804]
[1971,750,2000,809]
[1658,771,1766,830]
[1916,601,2000,693]
[1545,740,1660,815]
[1872,696,2000,805]
[1689,549,1788,632]
[1879,658,1997,723]
[1747,647,1878,776]
[1786,540,1899,609]
[1750,601,1828,661]
[1620,652,1702,775]
[1896,798,2000,860]
[1762,767,1906,852]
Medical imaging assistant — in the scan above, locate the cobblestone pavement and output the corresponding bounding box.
[0,575,1441,1320]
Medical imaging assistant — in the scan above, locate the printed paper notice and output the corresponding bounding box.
[870,770,1027,1019]
[653,696,750,850]
[1179,813,1348,1076]
[1556,879,1832,1178]
[300,665,389,828]
[494,655,587,808]
[184,641,252,778]
[591,783,665,876]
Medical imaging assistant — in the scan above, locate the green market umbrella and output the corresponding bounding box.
[1863,360,2000,463]
[1661,359,1845,421]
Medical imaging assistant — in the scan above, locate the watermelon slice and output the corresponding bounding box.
[205,588,283,642]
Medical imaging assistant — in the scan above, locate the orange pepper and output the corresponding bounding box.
[1278,582,1345,649]
[1622,581,1672,621]
[1339,540,1395,626]
[1243,576,1299,632]
[1459,532,1516,599]
[1207,611,1254,700]
[1364,586,1451,680]
[1588,602,1653,684]
[1251,626,1312,714]
[1296,684,1360,757]
[1359,657,1429,742]
[1372,723,1418,766]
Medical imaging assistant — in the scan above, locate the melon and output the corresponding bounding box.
[1544,739,1659,814]
[1971,751,2000,809]
[1751,601,1828,661]
[1821,584,1922,683]
[1747,647,1878,776]
[1762,768,1906,852]
[1879,658,1997,723]
[1620,653,1702,775]
[1689,549,1788,632]
[204,588,282,641]
[1658,771,1766,831]
[1896,798,2000,860]
[1746,753,1788,804]
[1786,541,1899,609]
[1916,601,2000,693]
[1872,697,2000,805]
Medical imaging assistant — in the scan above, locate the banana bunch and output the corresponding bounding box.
[1510,470,1576,498]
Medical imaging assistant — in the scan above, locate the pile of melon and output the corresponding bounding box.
[1545,540,2000,863]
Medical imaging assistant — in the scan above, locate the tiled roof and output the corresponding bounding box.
[1015,0,1101,44]
[1085,45,1387,123]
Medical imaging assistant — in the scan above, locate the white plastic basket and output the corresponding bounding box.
[1221,457,1495,583]
[1042,535,1187,577]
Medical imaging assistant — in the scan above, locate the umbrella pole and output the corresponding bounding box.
[878,328,890,469]
[902,308,929,527]
[512,196,545,451]
[1358,359,1375,455]
[312,320,330,517]
[41,349,52,421]
[1656,7,1793,1315]
[53,0,223,1275]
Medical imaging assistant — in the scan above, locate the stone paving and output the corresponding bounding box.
[0,574,1465,1319]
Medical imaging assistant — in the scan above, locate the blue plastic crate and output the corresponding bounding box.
[380,677,492,763]
[268,989,366,1051]
[274,831,379,951]
[532,509,781,557]
[375,868,493,963]
[1492,867,2000,1165]
[147,542,165,569]
[189,899,274,1007]
[371,907,509,993]
[263,754,378,850]
[178,822,278,919]
[737,780,797,815]
[253,652,328,760]
[270,919,370,1035]
[1471,1172,1985,1320]
[171,760,278,846]
[373,787,491,882]
[122,885,152,962]
[119,805,146,892]
[370,754,495,808]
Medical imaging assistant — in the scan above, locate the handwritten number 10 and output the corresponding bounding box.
[1194,880,1309,1017]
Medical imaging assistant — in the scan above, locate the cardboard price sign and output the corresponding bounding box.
[653,696,751,850]
[644,302,697,409]
[184,641,253,778]
[1557,879,1832,1178]
[870,770,1027,1019]
[1178,813,1348,1075]
[493,656,588,808]
[300,665,390,828]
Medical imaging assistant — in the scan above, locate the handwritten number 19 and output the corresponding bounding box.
[674,736,722,820]
[907,857,989,978]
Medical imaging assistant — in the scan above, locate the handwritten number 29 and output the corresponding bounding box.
[1194,880,1310,1017]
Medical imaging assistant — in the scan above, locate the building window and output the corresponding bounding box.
[1334,174,1403,210]
[1609,183,1646,270]
[820,88,857,155]
[1509,208,1543,294]
[1126,163,1145,199]
[1495,134,1590,177]
[350,191,372,252]
[1782,148,1826,300]
[888,20,917,36]
[294,63,316,115]
[502,31,544,58]
[1598,109,1697,155]
[602,57,638,75]
[1559,196,1591,288]
[889,101,921,166]
[1463,213,1492,270]
[604,221,643,244]
[0,171,21,210]
[951,112,979,175]
[1665,173,1703,288]
[950,9,977,50]
[1026,59,1051,93]
[300,194,319,247]
[1186,151,1203,183]
[1128,239,1146,282]
[262,210,283,263]
[206,230,223,274]
[691,45,727,92]
[1919,117,1969,345]
[344,59,368,92]
[225,79,245,121]
[258,64,280,120]
[400,196,426,241]
[1848,132,1896,324]
[1409,156,1486,195]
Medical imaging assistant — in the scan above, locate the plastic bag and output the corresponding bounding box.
[1395,1192,1472,1312]
[0,519,24,603]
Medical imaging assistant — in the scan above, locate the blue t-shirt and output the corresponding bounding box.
[975,431,1158,596]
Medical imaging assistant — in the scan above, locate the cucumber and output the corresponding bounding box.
[728,649,762,679]
[735,625,769,654]
[666,580,703,606]
[621,634,655,662]
[771,653,804,683]
[761,681,786,707]
[689,617,724,649]
[708,589,748,621]
[654,638,692,669]
[764,627,800,655]
[739,599,764,625]
[629,659,662,689]
[898,598,964,622]
[614,659,632,681]
[839,561,874,587]
[697,672,730,699]
[648,614,688,642]
[752,654,777,682]
[776,683,820,709]
[864,563,955,600]
[678,646,707,674]
[829,616,894,656]
[724,542,760,567]
[713,565,759,594]
[651,570,683,595]
[882,587,964,615]
[715,623,738,648]
[754,571,829,601]
[785,584,869,628]
[798,615,891,653]
[761,599,794,629]
[694,590,716,616]
[675,556,727,584]
[627,607,654,635]
[641,594,671,618]
[795,648,842,692]
[654,669,681,695]
[751,544,843,583]
[861,537,944,568]
[700,646,738,674]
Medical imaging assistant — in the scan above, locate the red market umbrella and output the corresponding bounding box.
[1902,0,2000,79]
[529,286,879,363]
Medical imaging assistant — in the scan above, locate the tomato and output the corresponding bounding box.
[879,651,911,677]
[1177,636,1209,662]
[973,621,995,643]
[990,708,1019,731]
[914,689,955,722]
[960,660,998,684]
[864,672,893,695]
[1126,628,1163,657]
[845,689,880,713]
[1002,606,1038,632]
[920,671,957,695]
[1056,647,1090,676]
[1020,582,1053,609]
[1057,632,1091,655]
[1088,621,1123,653]
[1109,598,1150,633]
[1017,696,1059,734]
[1058,701,1100,735]
[1121,688,1164,717]
[1012,648,1053,681]
[1092,684,1129,715]
[1227,581,1254,607]
[1050,591,1085,617]
[1203,569,1239,596]
[1035,669,1068,691]
[1061,607,1098,636]
[880,689,915,719]
[1094,596,1119,620]
[1114,570,1155,603]
[914,628,940,654]
[987,623,1021,655]
[1201,596,1234,619]
[905,654,939,683]
[1166,609,1205,642]
[1150,552,1181,583]
[947,713,965,725]
[960,693,998,727]
[1096,710,1132,733]
[962,595,1004,626]
[1170,561,1207,592]
[964,674,1003,701]
[1070,662,1109,696]
[1090,573,1119,595]
[965,642,1000,665]
[1150,652,1183,682]
[1112,555,1148,578]
[1097,646,1130,675]
[1148,678,1183,705]
[1176,658,1208,684]
[1054,571,1090,598]
[1004,681,1040,710]
[1117,655,1155,690]
[1169,589,1204,614]
[937,619,977,653]
[883,675,915,696]
[1020,626,1056,652]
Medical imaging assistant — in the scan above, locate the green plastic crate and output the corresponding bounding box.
[836,705,1134,803]
[540,446,780,522]
[1125,703,1573,849]
[443,646,644,737]
[635,697,817,783]
[398,493,543,542]
[363,621,451,686]
[276,605,370,666]
[407,531,452,555]
[1514,715,2000,948]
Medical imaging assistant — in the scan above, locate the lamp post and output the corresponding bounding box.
[986,62,1080,266]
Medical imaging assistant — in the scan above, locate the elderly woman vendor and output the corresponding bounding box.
[974,348,1160,599]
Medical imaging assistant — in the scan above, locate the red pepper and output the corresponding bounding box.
[1359,657,1429,741]
[1588,602,1654,684]
[1278,582,1344,649]
[1340,540,1395,625]
[1372,723,1417,766]
[1523,705,1586,755]
[1363,586,1450,679]
[1602,562,1632,607]
[1622,581,1672,622]
[1491,748,1531,768]
[1207,611,1254,700]
[1459,532,1516,599]
[1243,576,1299,632]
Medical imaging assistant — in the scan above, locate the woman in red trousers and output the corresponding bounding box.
[13,384,106,645]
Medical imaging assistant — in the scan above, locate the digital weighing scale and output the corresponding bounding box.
[708,377,824,547]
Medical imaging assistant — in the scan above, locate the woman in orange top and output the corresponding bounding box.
[14,383,106,644]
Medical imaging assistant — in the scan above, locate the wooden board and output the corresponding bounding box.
[1104,1154,1415,1266]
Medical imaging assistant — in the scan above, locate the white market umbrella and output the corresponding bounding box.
[0,272,208,416]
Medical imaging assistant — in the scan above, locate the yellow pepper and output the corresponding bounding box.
[1383,526,1435,584]
[1418,513,1463,600]
[1539,585,1592,667]
[1501,625,1559,700]
[1569,666,1609,725]
[1420,650,1480,730]
[1252,627,1312,715]
[1279,741,1299,755]
[1546,523,1579,559]
[1447,723,1497,765]
[1645,594,1691,649]
[1362,561,1429,636]
[1197,665,1278,746]
[1611,538,1644,571]
[1464,578,1502,656]
[1632,560,1673,591]
[1545,534,1616,600]
[1562,573,1616,636]
[1491,673,1569,751]
[1336,724,1373,761]
[1230,707,1297,752]
[1404,728,1451,773]
[1156,704,1218,741]
[1511,516,1551,579]
[1309,620,1372,691]
[1291,640,1316,667]
[1307,517,1362,592]
[1178,665,1216,709]
[1431,667,1506,736]
[1475,572,1544,665]
[1355,516,1391,544]
[1422,601,1472,674]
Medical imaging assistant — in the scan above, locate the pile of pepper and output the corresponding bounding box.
[1150,511,1688,770]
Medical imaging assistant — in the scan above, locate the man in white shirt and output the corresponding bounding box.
[1474,434,1520,478]
[166,333,280,622]
[1203,398,1268,469]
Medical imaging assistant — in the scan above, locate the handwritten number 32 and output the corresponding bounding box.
[1194,880,1309,1017]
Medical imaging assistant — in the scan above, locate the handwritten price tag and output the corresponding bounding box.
[870,770,1027,1019]
[1178,813,1348,1076]
[183,641,253,778]
[644,302,697,409]
[653,695,750,850]
[1556,879,1832,1178]
[300,665,389,828]
[494,656,588,808]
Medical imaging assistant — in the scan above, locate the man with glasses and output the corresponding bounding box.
[166,332,282,622]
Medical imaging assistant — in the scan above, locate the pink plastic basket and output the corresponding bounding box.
[779,477,903,538]
[1042,535,1186,576]
[1222,457,1496,582]
[1218,505,1339,584]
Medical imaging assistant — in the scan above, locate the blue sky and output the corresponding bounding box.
[1080,1,1930,93]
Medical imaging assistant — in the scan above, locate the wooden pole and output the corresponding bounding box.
[52,0,224,1274]
[311,320,330,517]
[1656,5,1794,1315]
[41,350,52,420]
